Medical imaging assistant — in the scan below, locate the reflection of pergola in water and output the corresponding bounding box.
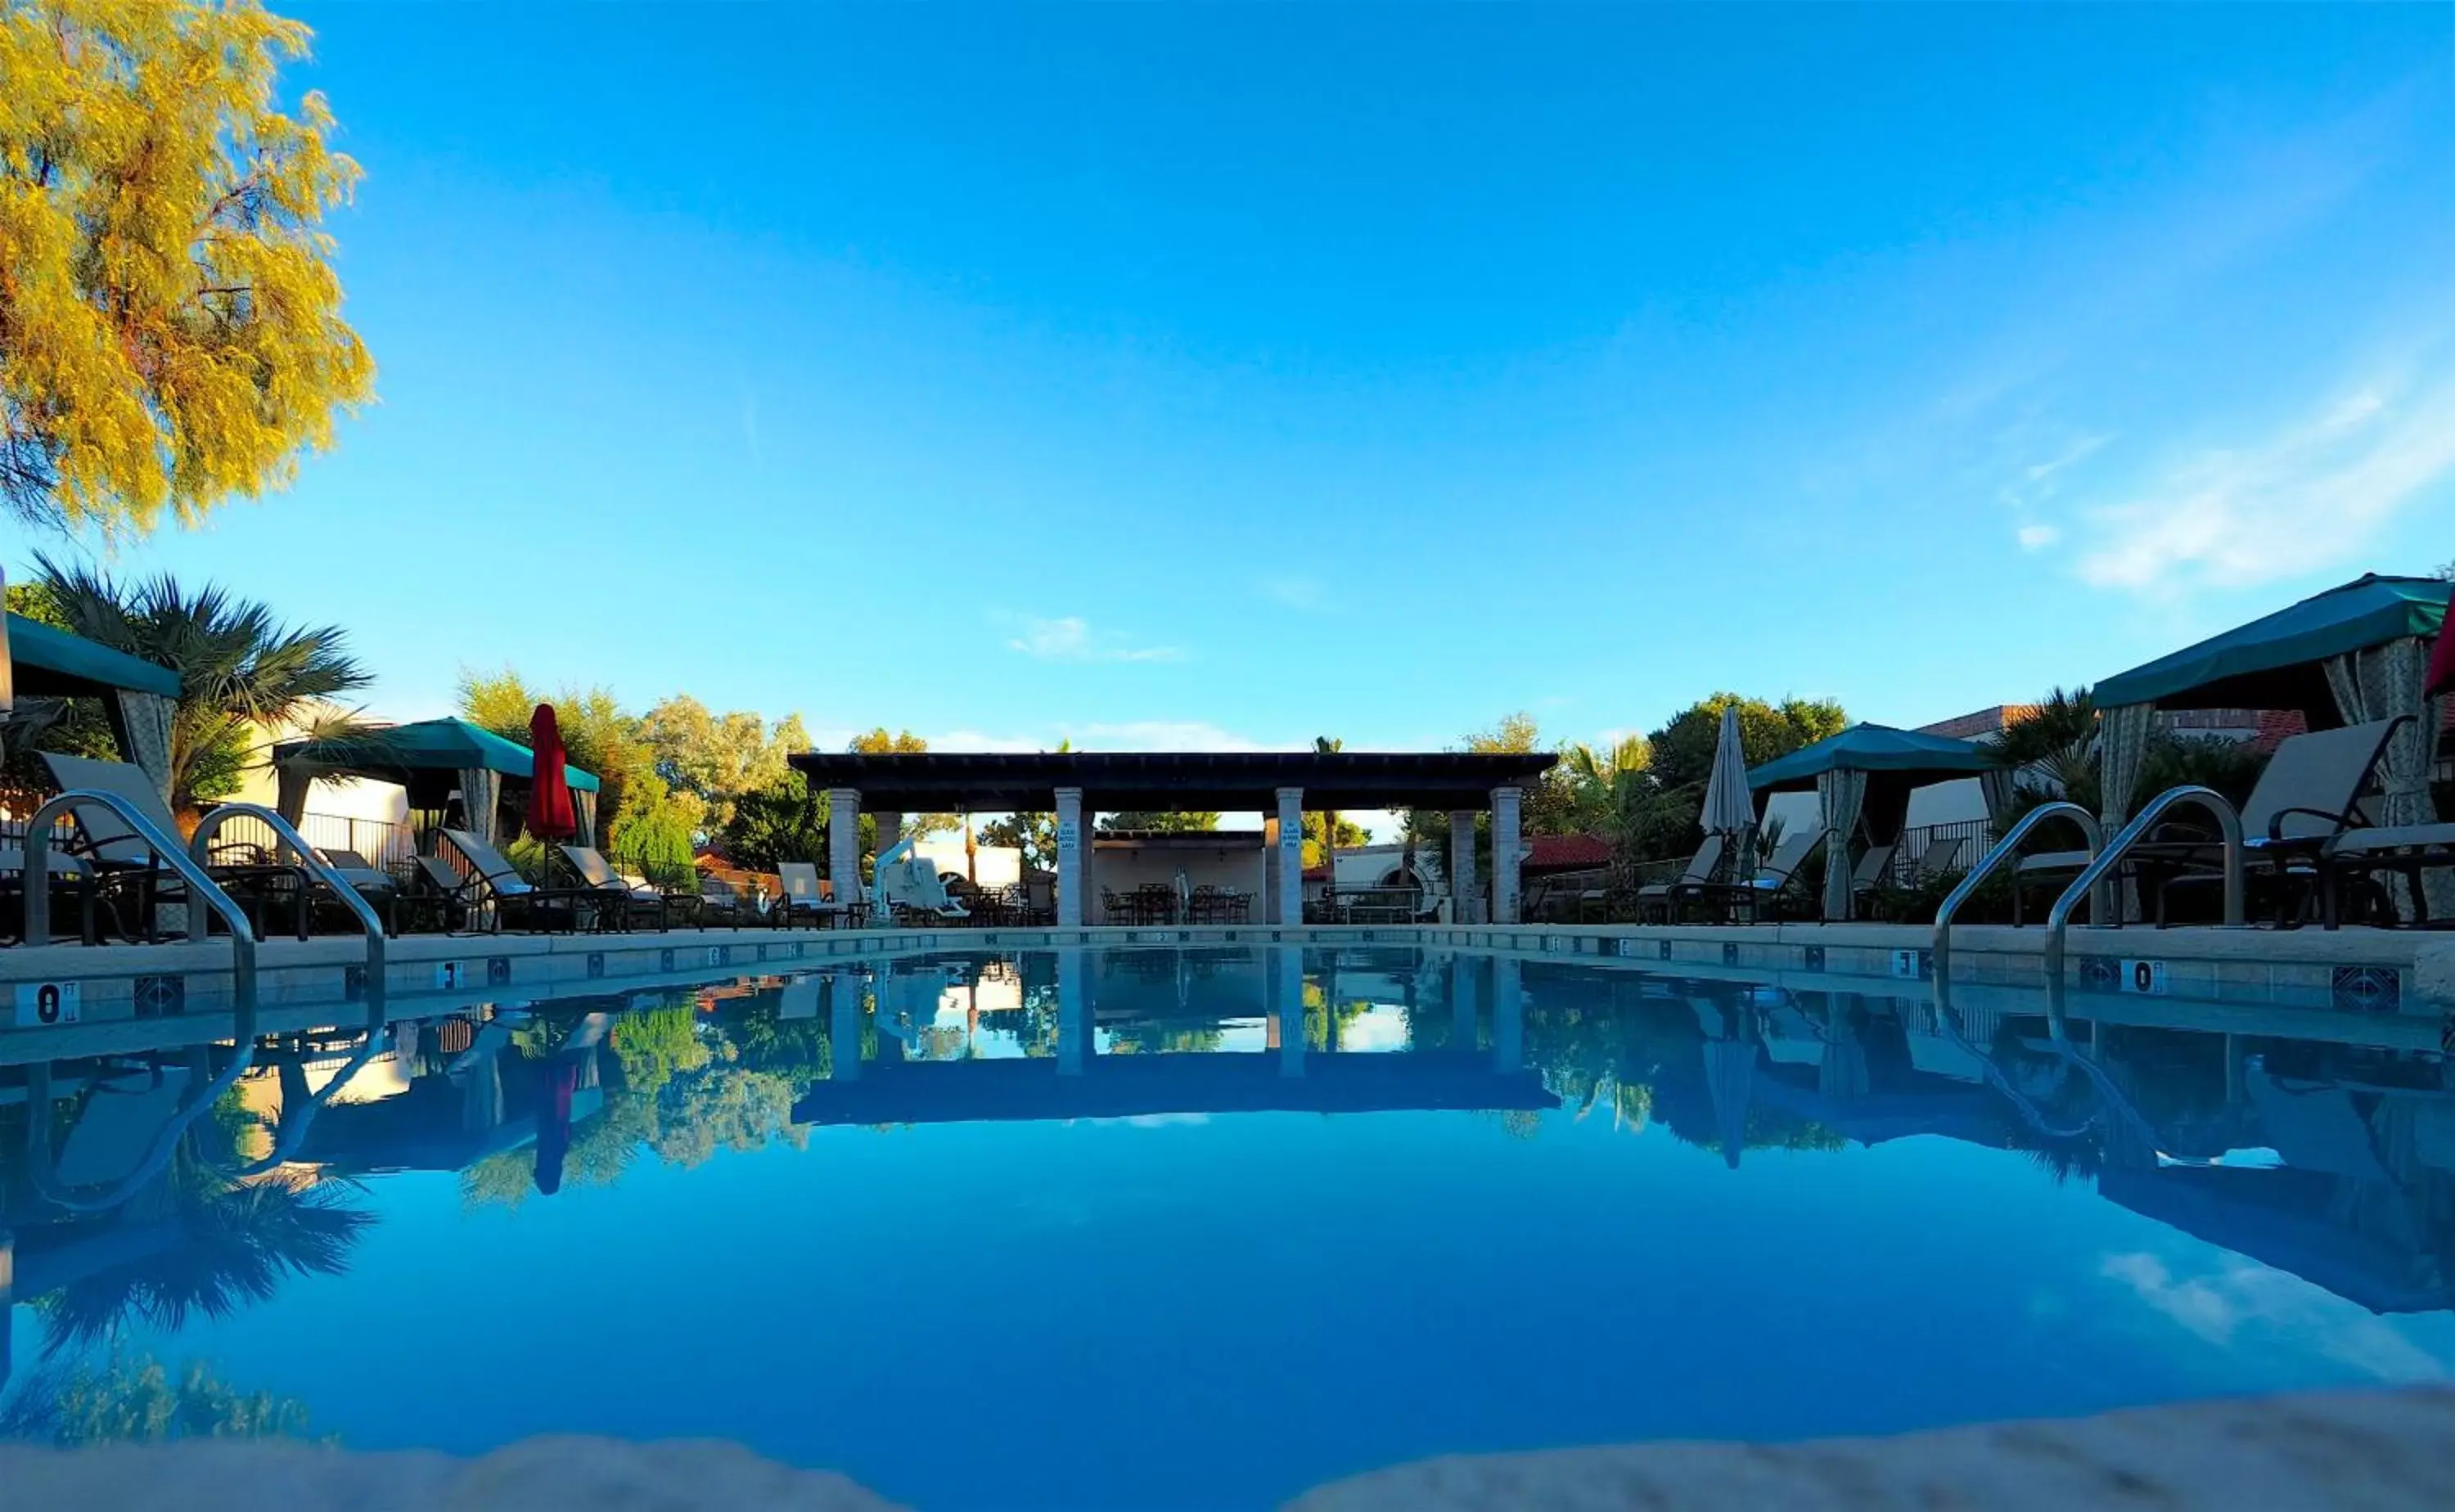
[797,948,1552,1125]
[786,749,1559,927]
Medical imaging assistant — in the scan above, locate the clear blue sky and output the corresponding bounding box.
[22,4,2455,758]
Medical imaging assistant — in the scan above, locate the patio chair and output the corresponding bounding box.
[2137,718,2403,927]
[557,844,673,930]
[1635,833,1727,923]
[1912,833,1969,881]
[434,829,606,934]
[775,861,857,929]
[38,752,314,942]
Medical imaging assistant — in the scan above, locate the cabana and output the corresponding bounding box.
[2092,574,2449,840]
[2,611,184,799]
[1748,722,2001,920]
[269,717,601,848]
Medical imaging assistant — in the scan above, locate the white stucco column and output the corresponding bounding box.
[1054,787,1087,928]
[1448,809,1479,925]
[1490,786,1524,925]
[874,812,902,863]
[827,790,861,910]
[1273,787,1304,926]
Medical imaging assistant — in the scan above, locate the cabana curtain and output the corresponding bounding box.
[275,763,313,827]
[574,790,598,848]
[106,691,177,803]
[457,767,502,847]
[1816,767,1868,921]
[2324,639,2448,916]
[1978,767,2019,829]
[2097,703,2155,832]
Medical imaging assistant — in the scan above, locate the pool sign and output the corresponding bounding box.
[2117,959,2169,997]
[16,981,81,1027]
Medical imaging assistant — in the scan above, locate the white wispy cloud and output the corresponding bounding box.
[1005,615,1181,664]
[2074,367,2455,596]
[2017,524,2061,551]
[2101,1250,2450,1383]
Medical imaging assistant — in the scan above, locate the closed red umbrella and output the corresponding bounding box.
[2428,589,2455,700]
[527,703,578,846]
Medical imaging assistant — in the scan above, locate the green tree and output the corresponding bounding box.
[979,811,1056,871]
[34,555,372,813]
[1,0,375,538]
[718,772,827,869]
[1646,694,1849,795]
[639,695,809,830]
[1100,811,1221,833]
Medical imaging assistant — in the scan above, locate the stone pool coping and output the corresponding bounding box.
[7,1386,2451,1510]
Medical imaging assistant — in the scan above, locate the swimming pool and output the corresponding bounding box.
[4,943,2453,1509]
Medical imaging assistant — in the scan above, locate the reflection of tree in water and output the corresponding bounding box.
[34,1172,373,1357]
[460,1000,817,1210]
[1,1351,323,1446]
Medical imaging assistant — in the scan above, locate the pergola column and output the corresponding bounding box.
[827,790,861,907]
[1273,786,1304,925]
[875,812,902,862]
[1448,809,1480,924]
[1490,785,1524,925]
[1054,787,1087,928]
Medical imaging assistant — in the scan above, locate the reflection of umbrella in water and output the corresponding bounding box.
[1703,1036,1758,1170]
[534,1059,579,1195]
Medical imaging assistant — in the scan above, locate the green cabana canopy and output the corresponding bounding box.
[274,718,601,791]
[5,613,182,698]
[272,717,599,848]
[1748,723,2002,923]
[2092,574,2449,713]
[1747,722,1999,792]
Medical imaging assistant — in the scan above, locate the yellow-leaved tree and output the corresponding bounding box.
[0,0,372,537]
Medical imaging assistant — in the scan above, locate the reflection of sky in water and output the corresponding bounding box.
[7,946,2454,1511]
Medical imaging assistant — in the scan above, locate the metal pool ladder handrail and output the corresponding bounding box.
[189,802,387,1018]
[2043,785,2243,986]
[23,791,261,1010]
[1932,800,2103,985]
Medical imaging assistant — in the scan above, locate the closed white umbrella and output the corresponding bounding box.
[1698,705,1755,879]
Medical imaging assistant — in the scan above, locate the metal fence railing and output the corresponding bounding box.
[1888,819,1996,887]
[191,811,417,875]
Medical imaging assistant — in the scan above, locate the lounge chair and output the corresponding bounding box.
[431,829,608,934]
[558,844,675,929]
[38,752,313,942]
[1674,830,1827,923]
[1636,833,1727,923]
[1847,842,1898,906]
[775,861,858,929]
[2136,718,2403,927]
[1912,834,1969,880]
[315,847,403,934]
[2,844,105,944]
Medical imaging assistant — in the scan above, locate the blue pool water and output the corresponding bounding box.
[5,944,2454,1508]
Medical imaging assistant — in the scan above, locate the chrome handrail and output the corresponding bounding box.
[2043,785,2243,985]
[24,1033,259,1213]
[24,791,259,997]
[1932,801,2103,986]
[189,803,386,1017]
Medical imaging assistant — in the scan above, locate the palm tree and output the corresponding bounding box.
[1985,687,2099,816]
[34,555,374,815]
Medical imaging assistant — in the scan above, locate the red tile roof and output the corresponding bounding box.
[1525,834,1612,872]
